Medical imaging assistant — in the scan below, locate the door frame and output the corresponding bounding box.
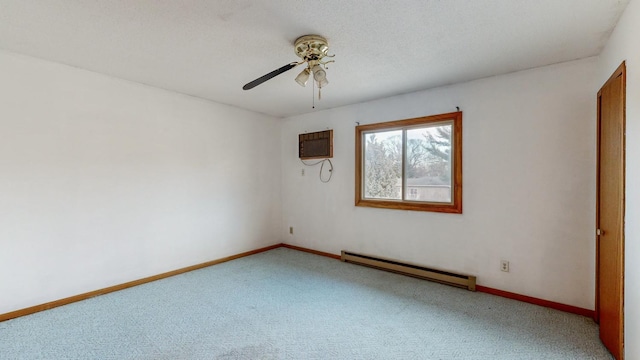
[595,61,626,357]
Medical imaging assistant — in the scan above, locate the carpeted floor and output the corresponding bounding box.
[0,248,613,359]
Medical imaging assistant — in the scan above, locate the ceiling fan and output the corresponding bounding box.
[242,35,334,95]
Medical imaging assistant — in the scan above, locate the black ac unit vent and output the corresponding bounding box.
[299,130,333,159]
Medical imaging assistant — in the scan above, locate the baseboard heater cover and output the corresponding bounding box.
[341,251,476,291]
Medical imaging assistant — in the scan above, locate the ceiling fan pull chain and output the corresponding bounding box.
[312,81,315,109]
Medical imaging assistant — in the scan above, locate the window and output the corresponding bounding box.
[355,111,462,213]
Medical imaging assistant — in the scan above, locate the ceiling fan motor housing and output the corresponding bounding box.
[294,35,329,62]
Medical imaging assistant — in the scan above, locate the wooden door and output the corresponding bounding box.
[596,62,625,360]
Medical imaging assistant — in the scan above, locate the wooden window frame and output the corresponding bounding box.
[355,111,462,213]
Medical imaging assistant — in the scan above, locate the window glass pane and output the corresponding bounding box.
[405,124,452,202]
[364,130,402,200]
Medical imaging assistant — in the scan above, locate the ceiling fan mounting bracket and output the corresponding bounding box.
[294,35,330,62]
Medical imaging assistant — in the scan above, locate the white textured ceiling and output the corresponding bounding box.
[0,0,630,117]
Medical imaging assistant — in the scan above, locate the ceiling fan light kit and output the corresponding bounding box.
[243,35,334,100]
[295,68,310,87]
[311,64,327,83]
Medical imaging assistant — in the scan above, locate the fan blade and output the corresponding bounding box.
[242,62,299,90]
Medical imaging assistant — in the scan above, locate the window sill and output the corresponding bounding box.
[355,198,462,213]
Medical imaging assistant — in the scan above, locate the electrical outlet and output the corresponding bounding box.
[500,260,510,272]
[289,226,293,235]
[301,168,305,176]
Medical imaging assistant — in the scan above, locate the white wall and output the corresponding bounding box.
[0,50,282,314]
[597,0,640,357]
[281,58,598,309]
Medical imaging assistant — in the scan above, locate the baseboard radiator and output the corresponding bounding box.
[341,250,476,291]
